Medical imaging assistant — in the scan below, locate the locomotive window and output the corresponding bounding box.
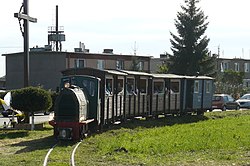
[139,79,147,94]
[126,78,136,95]
[89,81,95,96]
[153,81,164,94]
[170,81,180,93]
[206,81,211,93]
[82,80,96,97]
[71,78,77,86]
[106,79,113,95]
[194,80,199,93]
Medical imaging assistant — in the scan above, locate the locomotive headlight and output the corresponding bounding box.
[64,82,70,88]
[58,128,72,140]
[60,129,67,138]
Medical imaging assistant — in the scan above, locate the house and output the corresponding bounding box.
[216,58,250,87]
[2,49,151,91]
[150,56,250,88]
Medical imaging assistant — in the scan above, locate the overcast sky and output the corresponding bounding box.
[0,0,250,77]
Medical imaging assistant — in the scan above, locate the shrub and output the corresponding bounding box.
[11,87,52,114]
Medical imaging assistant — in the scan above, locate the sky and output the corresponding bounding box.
[0,0,250,77]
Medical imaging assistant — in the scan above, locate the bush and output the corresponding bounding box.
[11,87,52,114]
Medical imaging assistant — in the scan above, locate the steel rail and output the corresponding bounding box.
[43,143,57,166]
[70,141,83,166]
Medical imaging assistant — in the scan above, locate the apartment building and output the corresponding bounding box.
[2,49,151,91]
[216,58,250,87]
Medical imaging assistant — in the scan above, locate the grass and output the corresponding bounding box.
[0,123,55,166]
[0,111,249,165]
[75,111,250,165]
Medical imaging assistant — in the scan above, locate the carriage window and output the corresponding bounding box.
[127,78,135,95]
[139,79,147,94]
[194,80,199,93]
[153,81,164,94]
[116,79,124,94]
[106,79,113,95]
[171,81,180,93]
[206,81,211,93]
[82,80,96,97]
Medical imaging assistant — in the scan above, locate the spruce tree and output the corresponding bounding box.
[169,0,215,76]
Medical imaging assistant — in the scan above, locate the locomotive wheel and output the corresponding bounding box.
[197,110,204,116]
[80,125,88,140]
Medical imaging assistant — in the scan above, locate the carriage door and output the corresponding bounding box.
[116,77,125,118]
[105,77,114,123]
[203,80,213,109]
[138,77,148,116]
[193,80,202,109]
[152,79,165,116]
[170,79,180,111]
[125,77,136,118]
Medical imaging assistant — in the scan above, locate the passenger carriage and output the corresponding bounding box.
[150,74,186,116]
[185,76,214,114]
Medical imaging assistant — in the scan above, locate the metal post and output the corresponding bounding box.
[23,0,29,87]
[15,0,37,87]
[56,5,59,52]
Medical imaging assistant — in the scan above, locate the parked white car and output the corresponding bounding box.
[236,94,250,108]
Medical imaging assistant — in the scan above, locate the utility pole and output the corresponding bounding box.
[56,5,59,52]
[48,6,65,52]
[14,0,37,87]
[217,45,220,57]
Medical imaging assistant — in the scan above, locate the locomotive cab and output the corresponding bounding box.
[50,85,90,140]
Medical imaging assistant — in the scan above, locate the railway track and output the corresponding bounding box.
[43,141,82,166]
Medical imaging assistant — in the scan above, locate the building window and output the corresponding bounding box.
[97,60,104,70]
[220,62,228,72]
[116,60,124,70]
[244,63,250,72]
[74,59,85,68]
[243,79,250,88]
[138,61,144,71]
[234,63,239,71]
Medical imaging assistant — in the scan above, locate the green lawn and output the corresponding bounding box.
[0,110,250,166]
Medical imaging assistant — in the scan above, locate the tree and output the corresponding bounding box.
[11,87,52,130]
[215,70,246,98]
[157,63,169,74]
[169,0,215,76]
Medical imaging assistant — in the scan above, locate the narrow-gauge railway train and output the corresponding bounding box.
[49,67,214,140]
